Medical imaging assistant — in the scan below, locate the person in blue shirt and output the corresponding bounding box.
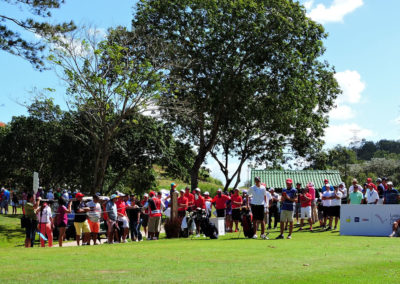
[321,179,334,193]
[383,182,399,204]
[276,178,297,240]
[1,188,10,214]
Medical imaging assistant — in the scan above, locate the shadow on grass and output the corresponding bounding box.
[1,214,23,219]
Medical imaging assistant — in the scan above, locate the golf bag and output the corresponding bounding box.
[241,208,254,238]
[180,211,196,238]
[198,210,218,239]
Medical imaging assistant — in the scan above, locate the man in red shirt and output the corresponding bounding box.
[178,189,188,221]
[212,189,230,217]
[299,187,313,231]
[231,188,243,232]
[116,194,129,243]
[184,186,195,212]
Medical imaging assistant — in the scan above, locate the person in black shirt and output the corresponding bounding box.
[72,192,90,245]
[126,195,142,242]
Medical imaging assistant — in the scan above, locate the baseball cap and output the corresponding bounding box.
[324,179,329,184]
[217,188,222,192]
[75,192,84,198]
[171,183,177,188]
[234,188,239,191]
[376,178,382,183]
[195,188,201,192]
[254,176,261,182]
[204,191,209,195]
[382,177,388,181]
[102,197,110,201]
[149,191,155,197]
[144,193,149,197]
[110,194,118,200]
[119,193,126,197]
[242,189,248,194]
[286,178,293,184]
[269,188,275,192]
[367,178,372,183]
[180,189,185,193]
[387,181,393,186]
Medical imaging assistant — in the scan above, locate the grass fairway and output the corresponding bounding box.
[1,213,400,283]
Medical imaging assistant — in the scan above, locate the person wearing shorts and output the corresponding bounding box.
[321,185,334,231]
[72,192,91,246]
[141,193,150,238]
[56,197,71,247]
[231,188,242,232]
[330,186,342,230]
[212,189,230,218]
[248,177,268,240]
[299,187,313,231]
[276,178,297,240]
[24,194,39,247]
[144,191,164,240]
[87,195,101,245]
[116,194,129,243]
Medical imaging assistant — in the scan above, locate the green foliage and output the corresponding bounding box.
[0,0,75,70]
[134,0,340,189]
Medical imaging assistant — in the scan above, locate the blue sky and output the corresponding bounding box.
[1,0,399,183]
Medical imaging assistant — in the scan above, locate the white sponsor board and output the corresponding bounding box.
[210,217,225,236]
[340,205,400,236]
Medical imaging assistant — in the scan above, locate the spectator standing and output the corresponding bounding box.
[295,183,303,224]
[106,194,118,244]
[338,183,347,204]
[276,178,297,239]
[144,191,164,240]
[382,177,388,190]
[24,194,40,247]
[321,185,333,230]
[37,201,53,247]
[348,185,363,204]
[330,185,343,230]
[307,183,318,224]
[268,188,280,230]
[231,188,243,232]
[299,187,313,231]
[376,178,385,204]
[11,190,18,215]
[54,188,62,200]
[178,189,189,220]
[247,177,268,239]
[204,191,213,217]
[72,192,91,246]
[383,182,400,204]
[349,179,362,194]
[365,183,379,204]
[212,189,230,218]
[21,190,27,208]
[194,188,206,237]
[62,190,69,201]
[184,187,195,212]
[140,193,150,238]
[46,189,54,200]
[87,195,102,245]
[126,195,142,242]
[56,197,71,247]
[321,179,334,193]
[1,187,10,214]
[116,194,129,243]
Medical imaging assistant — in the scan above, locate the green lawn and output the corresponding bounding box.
[1,212,399,283]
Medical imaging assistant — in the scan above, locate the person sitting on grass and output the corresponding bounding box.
[299,187,313,231]
[56,197,72,247]
[389,219,400,237]
[276,178,297,240]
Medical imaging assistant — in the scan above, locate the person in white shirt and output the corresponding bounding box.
[349,179,362,194]
[37,202,53,247]
[330,186,343,230]
[263,189,272,231]
[321,185,333,230]
[365,183,379,204]
[62,190,69,201]
[338,183,347,204]
[87,195,102,245]
[247,176,268,239]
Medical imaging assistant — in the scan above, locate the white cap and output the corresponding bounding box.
[269,188,275,192]
[217,188,222,192]
[144,193,149,197]
[195,188,201,192]
[242,189,248,194]
[204,191,209,195]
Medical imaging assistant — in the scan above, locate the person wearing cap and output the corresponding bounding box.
[116,194,130,243]
[321,179,334,193]
[203,192,212,217]
[321,184,334,230]
[212,189,230,218]
[248,177,268,239]
[106,194,119,244]
[231,188,243,232]
[193,188,206,236]
[46,189,54,200]
[348,183,363,205]
[338,182,347,204]
[376,178,385,203]
[141,193,150,239]
[276,178,297,239]
[184,186,195,212]
[268,188,280,230]
[383,182,400,204]
[143,191,164,240]
[365,183,379,205]
[349,179,362,195]
[298,186,313,231]
[72,192,91,246]
[87,195,102,245]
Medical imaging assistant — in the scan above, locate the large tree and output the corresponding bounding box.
[48,27,164,194]
[134,0,341,189]
[0,0,75,70]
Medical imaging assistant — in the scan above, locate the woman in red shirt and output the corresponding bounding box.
[177,189,188,221]
[231,188,243,232]
[211,189,230,217]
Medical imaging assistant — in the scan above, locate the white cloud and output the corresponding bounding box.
[393,116,400,125]
[324,123,373,146]
[329,104,355,120]
[307,0,364,24]
[335,70,365,104]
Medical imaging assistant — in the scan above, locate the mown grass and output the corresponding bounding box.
[1,212,399,283]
